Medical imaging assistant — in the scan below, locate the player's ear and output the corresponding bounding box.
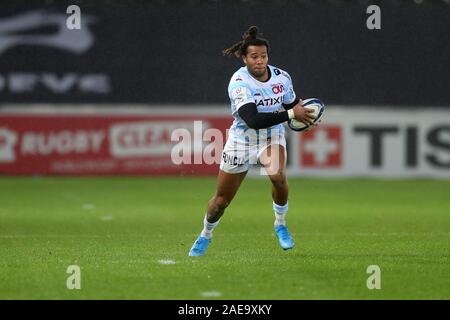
[242,54,247,65]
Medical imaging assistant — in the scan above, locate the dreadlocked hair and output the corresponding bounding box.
[222,26,270,58]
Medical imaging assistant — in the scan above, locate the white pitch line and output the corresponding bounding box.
[201,291,222,297]
[82,203,95,211]
[157,259,176,265]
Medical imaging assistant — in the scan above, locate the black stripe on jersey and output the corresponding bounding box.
[282,98,300,110]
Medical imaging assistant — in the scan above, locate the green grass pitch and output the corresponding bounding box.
[0,176,449,299]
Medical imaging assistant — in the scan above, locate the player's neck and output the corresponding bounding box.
[248,67,270,83]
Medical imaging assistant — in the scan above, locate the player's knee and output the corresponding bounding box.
[271,173,287,188]
[213,195,230,210]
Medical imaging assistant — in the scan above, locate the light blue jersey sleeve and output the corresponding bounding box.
[228,81,254,114]
[281,70,296,105]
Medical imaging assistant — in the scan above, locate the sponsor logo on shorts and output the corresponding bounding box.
[222,152,245,166]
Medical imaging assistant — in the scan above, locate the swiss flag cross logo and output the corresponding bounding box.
[299,125,342,168]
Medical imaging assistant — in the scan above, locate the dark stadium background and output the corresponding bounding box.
[0,0,448,106]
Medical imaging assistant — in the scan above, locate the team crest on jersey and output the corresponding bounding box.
[271,83,284,94]
[232,87,248,104]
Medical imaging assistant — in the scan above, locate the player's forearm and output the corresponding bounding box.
[238,103,290,130]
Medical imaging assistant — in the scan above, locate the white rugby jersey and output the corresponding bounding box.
[227,65,296,139]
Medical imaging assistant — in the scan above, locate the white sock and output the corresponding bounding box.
[200,215,220,240]
[273,201,288,227]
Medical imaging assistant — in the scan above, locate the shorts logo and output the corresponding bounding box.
[222,152,245,166]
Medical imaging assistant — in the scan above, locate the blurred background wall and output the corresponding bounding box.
[0,0,449,106]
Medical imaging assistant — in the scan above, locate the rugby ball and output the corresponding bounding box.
[288,98,325,132]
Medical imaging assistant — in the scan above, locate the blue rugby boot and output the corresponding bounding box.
[274,225,295,250]
[188,236,211,256]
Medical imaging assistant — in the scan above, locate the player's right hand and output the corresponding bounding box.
[292,99,315,126]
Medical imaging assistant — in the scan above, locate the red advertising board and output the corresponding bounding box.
[2,108,449,178]
[0,114,231,175]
